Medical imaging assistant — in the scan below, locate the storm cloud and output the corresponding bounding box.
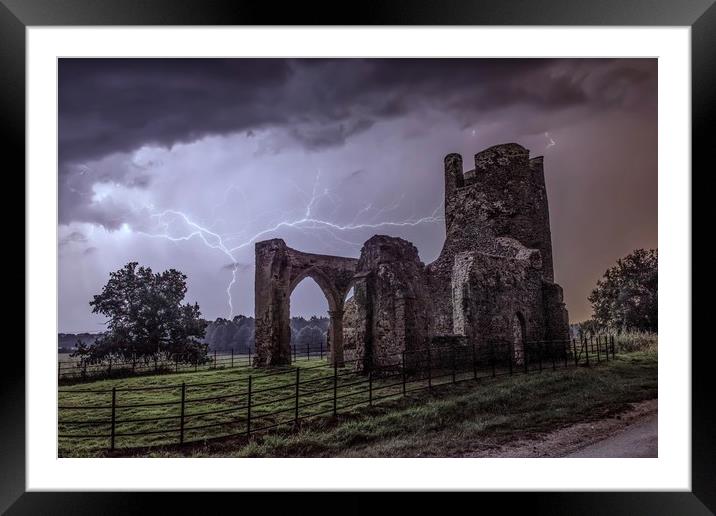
[58,58,657,332]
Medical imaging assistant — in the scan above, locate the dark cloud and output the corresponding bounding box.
[59,58,655,168]
[289,118,376,150]
[59,58,656,230]
[59,59,293,166]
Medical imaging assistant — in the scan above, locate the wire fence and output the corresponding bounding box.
[58,335,617,453]
[58,341,329,383]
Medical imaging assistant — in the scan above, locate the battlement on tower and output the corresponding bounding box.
[443,143,554,282]
[447,143,546,189]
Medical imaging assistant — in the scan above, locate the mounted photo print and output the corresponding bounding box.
[56,57,658,460]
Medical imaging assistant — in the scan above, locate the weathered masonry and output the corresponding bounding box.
[254,143,569,369]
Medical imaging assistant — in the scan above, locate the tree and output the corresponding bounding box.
[575,319,600,338]
[73,262,208,366]
[588,249,657,333]
[295,325,325,351]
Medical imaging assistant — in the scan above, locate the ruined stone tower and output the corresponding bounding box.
[254,143,569,369]
[443,143,554,281]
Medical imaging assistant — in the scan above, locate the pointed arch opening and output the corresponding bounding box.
[289,275,330,360]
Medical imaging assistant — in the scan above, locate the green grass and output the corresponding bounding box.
[58,352,255,383]
[59,357,416,457]
[58,350,657,458]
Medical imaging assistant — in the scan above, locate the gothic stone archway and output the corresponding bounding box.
[254,238,358,367]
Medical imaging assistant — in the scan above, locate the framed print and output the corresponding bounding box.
[4,0,711,513]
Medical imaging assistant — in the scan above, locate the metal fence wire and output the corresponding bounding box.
[58,341,330,382]
[58,335,617,453]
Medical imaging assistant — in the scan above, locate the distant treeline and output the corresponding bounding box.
[204,315,329,352]
[58,333,100,352]
[59,315,329,354]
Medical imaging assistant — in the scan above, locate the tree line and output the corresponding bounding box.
[581,248,657,335]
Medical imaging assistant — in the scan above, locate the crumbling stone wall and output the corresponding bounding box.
[255,143,570,371]
[450,242,544,351]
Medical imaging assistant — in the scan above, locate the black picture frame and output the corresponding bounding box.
[3,0,710,513]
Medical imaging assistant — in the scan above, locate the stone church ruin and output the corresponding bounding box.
[254,143,569,370]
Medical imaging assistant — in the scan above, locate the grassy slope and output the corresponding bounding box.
[217,352,656,458]
[125,351,656,458]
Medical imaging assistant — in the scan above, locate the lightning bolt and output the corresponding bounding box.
[138,210,241,318]
[545,131,556,149]
[137,170,443,318]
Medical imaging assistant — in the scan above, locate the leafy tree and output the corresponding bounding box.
[72,262,208,366]
[588,249,657,333]
[295,325,326,351]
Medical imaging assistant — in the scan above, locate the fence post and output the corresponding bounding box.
[294,368,300,426]
[612,335,616,359]
[538,342,543,372]
[402,351,407,396]
[249,345,252,367]
[552,341,556,371]
[603,335,608,362]
[596,336,601,363]
[369,371,373,406]
[179,382,186,445]
[585,337,590,367]
[508,342,513,376]
[110,387,117,451]
[572,339,578,367]
[333,362,338,416]
[472,341,477,380]
[491,342,496,378]
[246,376,252,437]
[451,346,456,384]
[427,347,432,390]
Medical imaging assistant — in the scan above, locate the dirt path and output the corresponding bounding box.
[565,412,657,457]
[462,399,657,458]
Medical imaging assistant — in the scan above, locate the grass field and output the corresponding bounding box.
[58,348,657,458]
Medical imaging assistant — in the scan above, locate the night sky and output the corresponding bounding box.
[58,58,657,333]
